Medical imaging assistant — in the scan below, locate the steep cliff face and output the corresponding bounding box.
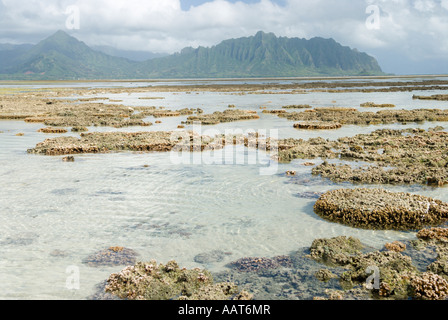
[137,31,383,78]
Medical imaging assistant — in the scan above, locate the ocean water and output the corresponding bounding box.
[0,77,448,300]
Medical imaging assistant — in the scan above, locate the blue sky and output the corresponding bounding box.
[180,0,286,11]
[181,0,252,10]
[0,0,447,75]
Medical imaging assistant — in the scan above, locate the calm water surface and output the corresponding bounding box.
[1,77,448,299]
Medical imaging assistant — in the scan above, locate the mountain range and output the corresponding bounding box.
[0,30,385,80]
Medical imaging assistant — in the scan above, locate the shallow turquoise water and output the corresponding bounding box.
[0,77,448,299]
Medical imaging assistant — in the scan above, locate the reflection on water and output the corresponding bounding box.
[0,77,448,299]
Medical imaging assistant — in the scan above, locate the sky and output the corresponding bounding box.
[0,0,447,75]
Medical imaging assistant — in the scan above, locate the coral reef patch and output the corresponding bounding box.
[278,108,448,127]
[184,109,260,125]
[314,188,448,230]
[294,121,342,130]
[104,260,252,300]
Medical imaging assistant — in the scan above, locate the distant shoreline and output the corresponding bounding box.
[1,74,448,85]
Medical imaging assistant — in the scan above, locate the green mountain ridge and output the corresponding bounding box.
[0,30,385,80]
[1,30,135,79]
[0,43,34,70]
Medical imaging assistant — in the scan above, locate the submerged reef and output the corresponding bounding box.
[104,260,252,300]
[296,192,323,199]
[83,247,139,267]
[214,249,343,300]
[228,256,293,273]
[314,188,448,230]
[194,250,232,264]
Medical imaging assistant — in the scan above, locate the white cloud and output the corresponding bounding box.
[442,0,448,10]
[0,0,447,72]
[413,0,436,12]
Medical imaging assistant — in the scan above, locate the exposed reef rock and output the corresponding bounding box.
[274,136,340,163]
[303,162,315,166]
[410,272,448,300]
[417,228,448,243]
[26,118,448,189]
[413,94,448,101]
[384,241,407,253]
[278,108,448,126]
[315,269,337,282]
[36,102,153,128]
[0,94,201,128]
[37,127,68,134]
[308,236,364,267]
[61,79,448,94]
[184,109,260,125]
[413,227,448,282]
[71,126,88,132]
[262,109,287,114]
[429,126,445,132]
[314,188,448,230]
[282,104,313,109]
[134,107,197,118]
[62,156,75,162]
[360,102,395,108]
[271,129,448,187]
[104,260,252,300]
[342,250,417,299]
[294,121,342,130]
[27,131,223,156]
